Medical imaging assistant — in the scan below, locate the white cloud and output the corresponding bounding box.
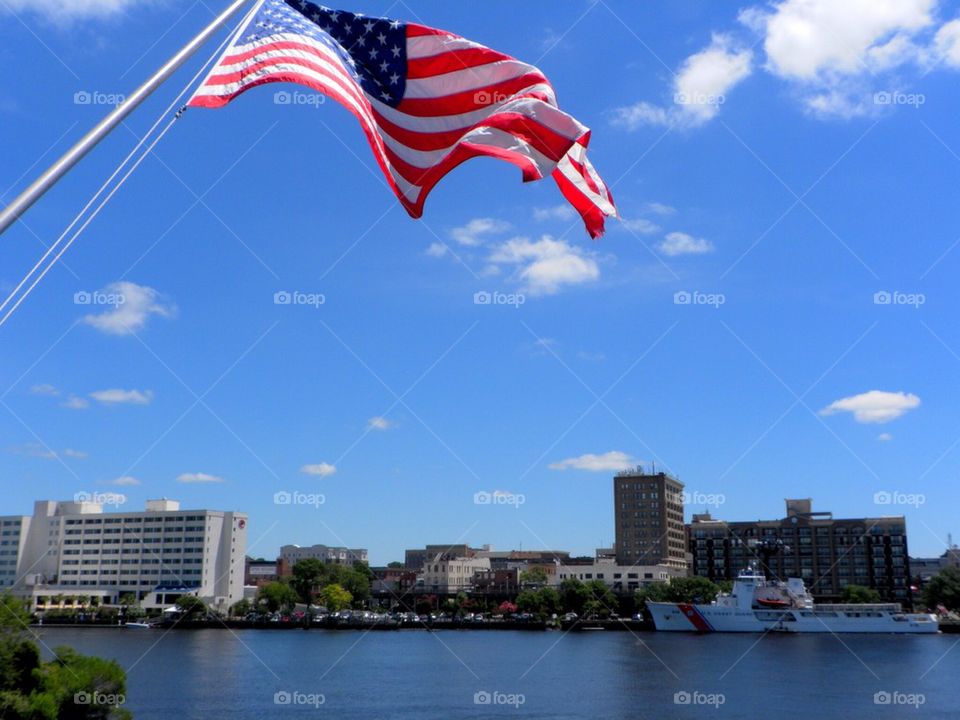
[107,475,141,486]
[622,218,661,235]
[301,462,337,477]
[935,19,960,67]
[81,281,175,336]
[819,390,921,424]
[8,444,87,460]
[63,448,88,459]
[488,235,600,295]
[176,472,224,483]
[643,202,677,216]
[451,218,511,246]
[425,242,448,258]
[367,416,394,431]
[549,451,637,472]
[753,0,934,81]
[29,384,59,396]
[2,0,138,21]
[534,205,577,222]
[61,395,90,410]
[614,35,752,129]
[658,231,715,256]
[878,432,894,442]
[90,388,153,406]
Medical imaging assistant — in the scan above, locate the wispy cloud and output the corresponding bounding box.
[176,472,224,483]
[487,235,600,295]
[29,384,59,397]
[106,475,141,486]
[658,232,715,256]
[451,218,511,246]
[367,416,394,431]
[81,281,175,336]
[549,451,637,472]
[819,390,920,424]
[301,462,337,477]
[90,388,154,406]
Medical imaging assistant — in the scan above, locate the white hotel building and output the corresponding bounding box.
[3,499,247,612]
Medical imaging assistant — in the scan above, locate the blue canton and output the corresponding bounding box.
[240,0,407,106]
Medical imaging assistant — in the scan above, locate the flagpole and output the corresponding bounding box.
[0,0,254,239]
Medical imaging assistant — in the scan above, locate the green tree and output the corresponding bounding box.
[583,580,618,618]
[387,561,403,569]
[519,567,548,587]
[291,558,326,604]
[923,566,960,611]
[257,582,298,613]
[229,599,253,618]
[840,585,882,604]
[39,646,131,719]
[559,578,591,615]
[174,595,207,618]
[321,584,352,612]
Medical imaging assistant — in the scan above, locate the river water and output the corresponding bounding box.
[34,628,959,719]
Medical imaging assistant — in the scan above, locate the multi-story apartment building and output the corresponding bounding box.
[0,515,29,590]
[420,556,491,594]
[277,544,368,574]
[404,544,478,570]
[688,499,912,603]
[613,468,687,569]
[552,562,685,594]
[8,499,246,611]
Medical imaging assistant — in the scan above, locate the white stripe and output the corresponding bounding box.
[557,154,617,217]
[406,33,482,60]
[404,59,542,99]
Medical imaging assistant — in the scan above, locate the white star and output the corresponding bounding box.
[391,45,401,58]
[298,0,306,8]
[356,35,366,47]
[389,72,400,85]
[312,13,319,21]
[389,19,400,29]
[370,48,379,59]
[380,61,389,72]
[364,20,374,33]
[381,90,392,101]
[329,10,339,22]
[377,32,387,45]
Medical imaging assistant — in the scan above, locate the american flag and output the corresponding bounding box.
[189,0,617,237]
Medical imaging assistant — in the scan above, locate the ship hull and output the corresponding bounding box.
[647,602,939,634]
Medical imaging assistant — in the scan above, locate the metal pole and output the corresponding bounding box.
[0,0,254,238]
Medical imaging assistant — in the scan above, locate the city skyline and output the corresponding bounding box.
[3,0,960,569]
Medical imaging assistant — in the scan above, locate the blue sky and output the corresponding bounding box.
[2,0,960,564]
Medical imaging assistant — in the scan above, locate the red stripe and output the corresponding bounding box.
[396,72,550,117]
[406,23,454,38]
[552,167,606,240]
[406,47,513,79]
[676,603,712,632]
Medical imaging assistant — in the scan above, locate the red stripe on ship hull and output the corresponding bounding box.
[677,603,713,632]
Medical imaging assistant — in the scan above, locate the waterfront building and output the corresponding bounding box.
[552,562,684,594]
[688,499,912,603]
[9,499,246,612]
[244,557,278,586]
[278,543,368,574]
[613,467,687,569]
[910,545,960,587]
[0,515,28,589]
[404,544,480,570]
[420,556,491,594]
